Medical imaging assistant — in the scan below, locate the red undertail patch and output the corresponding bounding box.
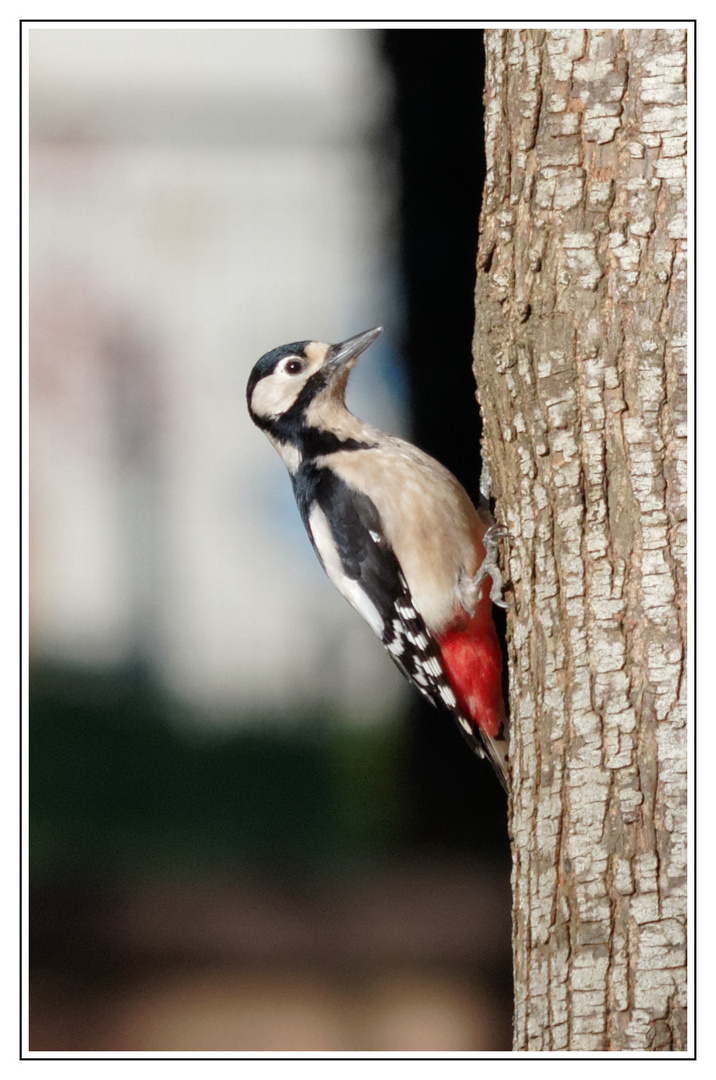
[437,613,504,739]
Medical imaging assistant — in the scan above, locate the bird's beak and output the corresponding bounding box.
[325,326,383,372]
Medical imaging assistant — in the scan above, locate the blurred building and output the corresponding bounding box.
[29,26,407,725]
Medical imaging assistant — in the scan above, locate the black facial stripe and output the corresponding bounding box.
[251,412,375,459]
[250,363,376,456]
[280,366,330,422]
[306,430,377,457]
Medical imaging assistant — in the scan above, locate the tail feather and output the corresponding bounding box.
[479,723,510,792]
[450,705,509,791]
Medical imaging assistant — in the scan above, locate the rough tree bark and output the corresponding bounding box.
[473,29,688,1051]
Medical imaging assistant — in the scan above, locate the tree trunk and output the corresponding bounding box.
[473,28,688,1052]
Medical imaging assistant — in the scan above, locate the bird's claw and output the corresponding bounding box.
[474,524,513,609]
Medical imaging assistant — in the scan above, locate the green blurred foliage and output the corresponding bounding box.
[30,664,406,879]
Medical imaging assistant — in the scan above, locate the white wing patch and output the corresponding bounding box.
[308,503,385,637]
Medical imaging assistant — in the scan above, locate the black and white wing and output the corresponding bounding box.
[294,464,493,766]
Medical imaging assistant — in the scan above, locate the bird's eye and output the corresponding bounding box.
[284,359,304,375]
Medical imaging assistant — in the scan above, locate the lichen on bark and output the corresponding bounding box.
[473,28,688,1052]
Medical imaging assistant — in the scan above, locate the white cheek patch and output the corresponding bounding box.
[308,504,384,638]
[250,372,303,420]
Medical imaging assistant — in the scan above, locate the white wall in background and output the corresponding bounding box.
[29,27,408,726]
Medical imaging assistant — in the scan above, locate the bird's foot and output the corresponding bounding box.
[473,524,513,609]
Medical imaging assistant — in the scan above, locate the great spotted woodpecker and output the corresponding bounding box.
[246,327,510,790]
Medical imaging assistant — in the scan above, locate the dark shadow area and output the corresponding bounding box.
[381,29,510,860]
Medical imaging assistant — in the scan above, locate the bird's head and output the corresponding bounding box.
[246,327,382,434]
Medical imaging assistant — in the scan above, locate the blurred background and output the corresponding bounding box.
[28,25,511,1053]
